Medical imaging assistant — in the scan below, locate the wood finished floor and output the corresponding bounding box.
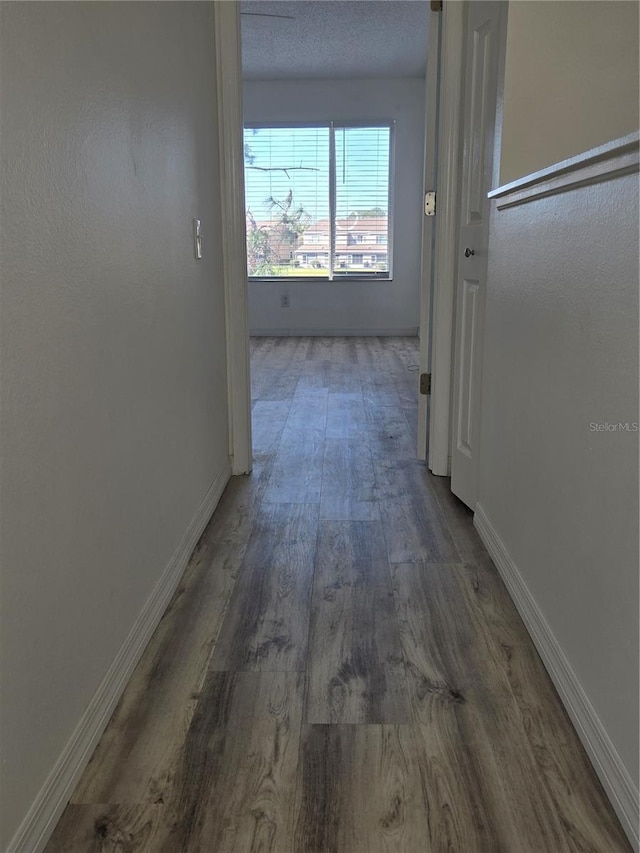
[46,337,631,853]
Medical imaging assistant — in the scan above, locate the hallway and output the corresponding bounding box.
[46,337,629,852]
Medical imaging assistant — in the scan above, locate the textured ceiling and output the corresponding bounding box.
[241,0,430,80]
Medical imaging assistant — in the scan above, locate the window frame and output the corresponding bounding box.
[244,120,395,282]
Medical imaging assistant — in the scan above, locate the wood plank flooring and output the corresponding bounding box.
[46,336,631,853]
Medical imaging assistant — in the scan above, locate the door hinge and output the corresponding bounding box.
[430,0,443,11]
[420,373,432,395]
[424,191,436,217]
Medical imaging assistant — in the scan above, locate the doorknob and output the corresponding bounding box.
[464,248,475,258]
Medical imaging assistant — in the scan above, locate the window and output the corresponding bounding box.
[244,123,393,279]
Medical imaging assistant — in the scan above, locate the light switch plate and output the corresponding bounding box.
[193,219,202,259]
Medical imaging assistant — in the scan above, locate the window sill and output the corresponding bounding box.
[249,276,394,283]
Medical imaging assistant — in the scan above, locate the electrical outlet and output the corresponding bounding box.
[281,294,290,308]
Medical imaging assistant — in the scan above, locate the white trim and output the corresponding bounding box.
[329,121,336,278]
[250,277,393,283]
[474,504,640,851]
[417,5,441,462]
[489,131,640,210]
[214,1,252,475]
[6,465,231,853]
[249,327,419,337]
[386,121,396,283]
[428,0,466,477]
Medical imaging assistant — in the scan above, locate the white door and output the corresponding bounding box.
[450,0,503,507]
[416,6,441,460]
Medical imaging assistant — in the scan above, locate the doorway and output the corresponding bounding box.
[238,0,431,464]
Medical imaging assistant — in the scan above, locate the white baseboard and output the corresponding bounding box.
[474,504,639,851]
[249,327,419,337]
[6,462,231,853]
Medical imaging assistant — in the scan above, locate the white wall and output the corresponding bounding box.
[480,170,639,778]
[478,0,639,831]
[0,3,229,848]
[243,78,425,334]
[501,1,639,183]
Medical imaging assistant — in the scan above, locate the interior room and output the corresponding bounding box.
[242,0,428,337]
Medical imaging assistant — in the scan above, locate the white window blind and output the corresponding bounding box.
[244,123,393,279]
[244,126,329,277]
[333,125,391,276]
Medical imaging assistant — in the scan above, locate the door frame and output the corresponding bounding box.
[214,0,252,475]
[417,5,442,461]
[215,0,469,478]
[427,0,466,476]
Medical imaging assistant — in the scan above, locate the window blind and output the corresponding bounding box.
[244,123,392,279]
[244,126,330,277]
[333,125,391,276]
